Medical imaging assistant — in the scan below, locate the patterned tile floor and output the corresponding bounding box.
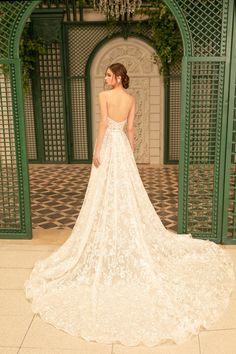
[29,164,179,232]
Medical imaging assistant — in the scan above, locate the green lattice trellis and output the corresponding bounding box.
[28,13,155,163]
[0,0,235,242]
[177,0,235,243]
[0,1,37,238]
[164,59,182,163]
[222,4,236,243]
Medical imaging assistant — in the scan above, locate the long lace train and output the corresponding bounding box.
[24,117,235,347]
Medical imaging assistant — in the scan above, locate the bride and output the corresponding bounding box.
[24,62,235,347]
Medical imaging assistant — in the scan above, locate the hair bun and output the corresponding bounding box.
[122,73,129,89]
[107,63,130,89]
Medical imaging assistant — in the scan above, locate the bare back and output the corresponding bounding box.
[105,89,133,122]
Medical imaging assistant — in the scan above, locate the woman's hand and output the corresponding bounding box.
[93,151,101,168]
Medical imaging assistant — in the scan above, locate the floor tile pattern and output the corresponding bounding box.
[29,164,179,231]
[0,237,235,354]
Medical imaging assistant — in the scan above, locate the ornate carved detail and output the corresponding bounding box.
[97,45,158,76]
[128,79,150,163]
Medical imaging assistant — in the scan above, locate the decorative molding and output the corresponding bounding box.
[97,44,157,76]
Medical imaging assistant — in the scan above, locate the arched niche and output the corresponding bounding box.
[90,36,163,164]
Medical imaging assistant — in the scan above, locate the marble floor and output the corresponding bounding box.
[0,164,235,353]
[28,164,179,231]
[0,229,235,354]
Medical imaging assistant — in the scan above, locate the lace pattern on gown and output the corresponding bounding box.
[24,116,235,347]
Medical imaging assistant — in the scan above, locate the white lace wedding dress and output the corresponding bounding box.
[24,116,235,347]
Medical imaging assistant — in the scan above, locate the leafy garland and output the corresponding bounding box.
[0,13,46,93]
[1,0,182,90]
[19,22,46,93]
[101,0,183,75]
[136,0,183,75]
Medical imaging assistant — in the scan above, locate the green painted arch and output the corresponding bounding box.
[8,0,192,167]
[8,0,192,169]
[12,1,41,59]
[11,1,192,60]
[5,0,191,237]
[160,0,192,56]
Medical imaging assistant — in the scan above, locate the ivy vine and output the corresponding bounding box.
[19,22,46,93]
[0,21,46,93]
[1,0,182,89]
[99,0,183,75]
[136,0,183,75]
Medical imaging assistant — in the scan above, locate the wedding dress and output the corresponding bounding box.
[24,116,235,347]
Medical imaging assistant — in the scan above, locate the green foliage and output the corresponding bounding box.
[0,4,46,92]
[136,0,183,75]
[20,22,46,93]
[0,21,46,93]
[39,0,93,8]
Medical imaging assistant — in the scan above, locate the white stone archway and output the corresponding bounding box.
[90,37,164,164]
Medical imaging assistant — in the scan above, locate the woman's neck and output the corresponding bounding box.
[112,85,125,91]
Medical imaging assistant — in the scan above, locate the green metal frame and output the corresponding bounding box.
[177,56,190,235]
[164,75,170,164]
[30,8,69,164]
[30,52,44,163]
[222,4,236,243]
[62,22,92,163]
[177,1,235,243]
[163,72,182,165]
[0,1,40,238]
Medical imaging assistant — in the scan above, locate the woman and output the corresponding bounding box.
[92,63,135,168]
[24,62,235,347]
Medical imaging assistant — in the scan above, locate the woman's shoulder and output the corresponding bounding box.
[125,91,134,99]
[98,89,134,101]
[126,92,135,105]
[98,90,107,97]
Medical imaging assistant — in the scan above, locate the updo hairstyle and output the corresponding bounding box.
[107,62,129,89]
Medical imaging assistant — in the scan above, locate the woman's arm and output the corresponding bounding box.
[126,96,135,152]
[93,91,108,167]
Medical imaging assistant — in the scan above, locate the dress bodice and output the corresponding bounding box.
[107,117,127,131]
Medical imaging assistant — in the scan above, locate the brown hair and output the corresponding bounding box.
[107,62,130,89]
